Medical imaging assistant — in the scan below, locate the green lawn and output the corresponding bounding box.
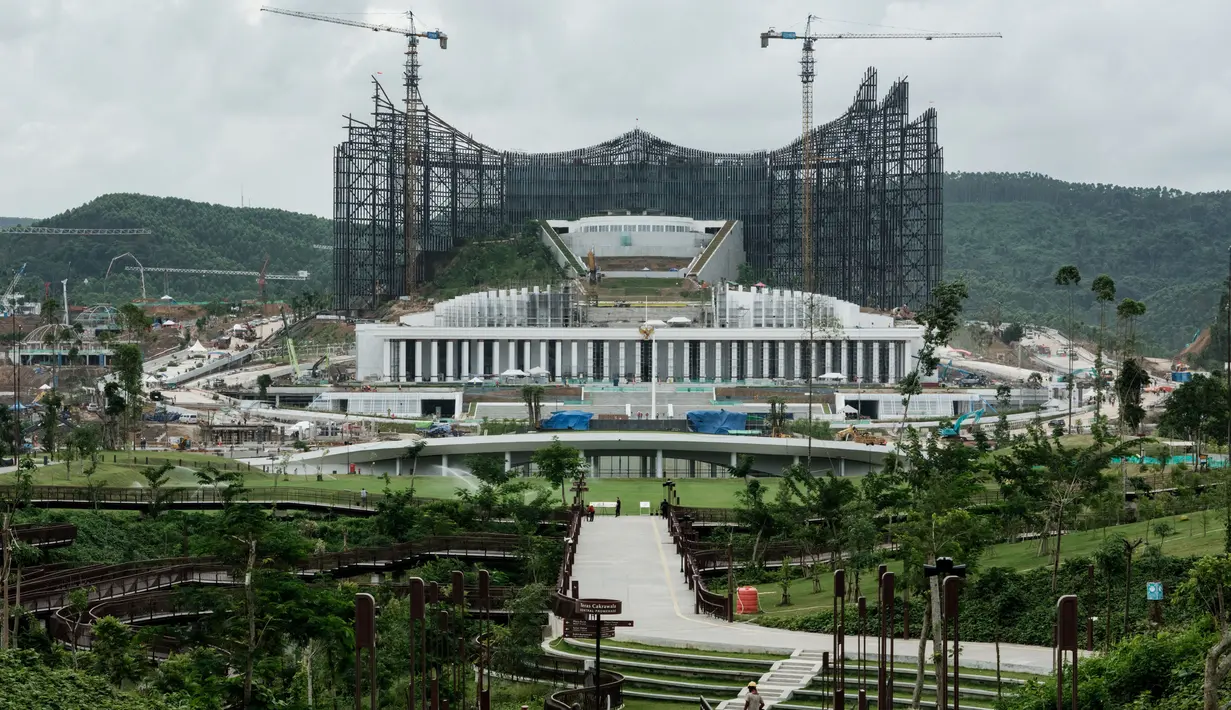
[734,560,907,620]
[980,512,1225,571]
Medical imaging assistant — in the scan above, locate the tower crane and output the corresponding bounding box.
[1,263,26,316]
[260,6,448,294]
[761,17,1001,293]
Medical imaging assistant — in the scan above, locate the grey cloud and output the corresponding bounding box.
[1,0,1228,219]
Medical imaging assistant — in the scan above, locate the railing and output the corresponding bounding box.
[10,535,536,613]
[667,509,730,622]
[553,505,582,618]
[6,522,78,549]
[9,484,396,514]
[545,669,625,710]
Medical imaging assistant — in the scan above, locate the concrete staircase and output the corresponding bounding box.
[717,649,826,710]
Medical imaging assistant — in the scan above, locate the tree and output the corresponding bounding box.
[999,322,1024,345]
[255,373,272,399]
[531,436,587,504]
[1115,358,1151,435]
[140,462,175,518]
[38,391,63,455]
[766,396,789,437]
[896,280,969,432]
[1054,265,1082,431]
[1090,274,1117,434]
[990,418,1135,590]
[116,303,150,341]
[993,384,1012,449]
[521,384,545,427]
[89,616,147,687]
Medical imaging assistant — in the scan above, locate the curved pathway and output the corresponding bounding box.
[567,516,1057,675]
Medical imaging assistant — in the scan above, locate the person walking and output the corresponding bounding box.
[615,497,622,517]
[587,504,595,522]
[744,682,763,710]
[360,488,368,507]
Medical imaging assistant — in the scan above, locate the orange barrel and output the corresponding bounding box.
[736,586,759,614]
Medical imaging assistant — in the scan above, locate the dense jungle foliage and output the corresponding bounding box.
[945,172,1231,353]
[0,455,564,709]
[8,194,333,304]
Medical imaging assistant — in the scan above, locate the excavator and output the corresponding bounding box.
[940,408,987,439]
[836,425,886,446]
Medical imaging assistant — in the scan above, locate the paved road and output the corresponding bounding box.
[569,515,1058,674]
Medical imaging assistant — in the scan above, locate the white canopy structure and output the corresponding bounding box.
[467,377,485,384]
[37,383,52,391]
[643,319,667,328]
[188,340,207,353]
[528,366,550,376]
[500,369,526,377]
[667,316,692,326]
[819,372,845,381]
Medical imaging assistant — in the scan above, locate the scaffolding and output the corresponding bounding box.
[333,68,941,313]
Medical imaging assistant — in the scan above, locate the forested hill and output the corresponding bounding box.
[0,217,34,228]
[6,193,332,304]
[944,172,1231,353]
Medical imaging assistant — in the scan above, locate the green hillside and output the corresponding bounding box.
[4,193,332,304]
[944,172,1231,353]
[0,217,34,228]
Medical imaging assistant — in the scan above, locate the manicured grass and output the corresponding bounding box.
[981,512,1225,571]
[734,560,907,620]
[580,478,775,510]
[624,700,697,710]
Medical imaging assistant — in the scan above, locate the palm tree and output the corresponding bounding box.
[1054,265,1082,432]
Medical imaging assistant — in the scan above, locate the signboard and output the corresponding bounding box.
[564,621,613,638]
[576,598,622,615]
[1147,582,1163,601]
[639,501,651,515]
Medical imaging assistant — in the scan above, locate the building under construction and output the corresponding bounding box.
[333,67,942,313]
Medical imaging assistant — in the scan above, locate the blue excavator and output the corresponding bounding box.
[940,402,997,439]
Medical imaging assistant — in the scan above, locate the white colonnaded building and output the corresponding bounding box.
[355,282,926,385]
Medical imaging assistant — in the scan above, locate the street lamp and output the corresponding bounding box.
[924,557,968,710]
[639,323,656,420]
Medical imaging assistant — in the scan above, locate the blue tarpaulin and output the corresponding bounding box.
[540,411,594,431]
[686,410,748,435]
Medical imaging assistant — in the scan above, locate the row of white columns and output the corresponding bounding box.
[387,337,907,383]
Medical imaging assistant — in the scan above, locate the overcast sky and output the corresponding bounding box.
[2,0,1228,218]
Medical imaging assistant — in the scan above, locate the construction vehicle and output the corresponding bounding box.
[287,338,302,382]
[940,409,987,438]
[760,18,999,292]
[836,425,886,446]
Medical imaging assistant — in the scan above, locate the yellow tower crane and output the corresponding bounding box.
[261,6,448,292]
[761,17,1001,293]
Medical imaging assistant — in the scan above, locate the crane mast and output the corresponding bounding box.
[762,18,1001,294]
[260,6,448,295]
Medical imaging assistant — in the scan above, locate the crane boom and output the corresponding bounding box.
[762,18,1001,294]
[258,7,448,45]
[123,266,307,280]
[261,6,449,297]
[0,227,152,236]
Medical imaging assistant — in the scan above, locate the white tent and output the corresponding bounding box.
[818,372,845,381]
[160,295,174,301]
[467,377,485,384]
[500,369,527,377]
[188,340,207,353]
[667,316,692,326]
[842,405,859,414]
[643,319,667,328]
[38,383,52,391]
[528,366,550,376]
[163,319,178,326]
[231,324,249,331]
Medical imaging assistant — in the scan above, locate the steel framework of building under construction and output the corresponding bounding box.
[333,68,941,313]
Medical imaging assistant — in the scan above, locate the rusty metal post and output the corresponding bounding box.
[1056,595,1079,710]
[821,652,831,710]
[944,576,961,710]
[718,541,728,620]
[478,570,490,710]
[355,592,377,710]
[412,579,427,710]
[857,596,867,693]
[452,570,465,710]
[834,569,846,710]
[878,572,895,710]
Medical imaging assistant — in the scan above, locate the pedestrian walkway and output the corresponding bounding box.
[569,516,1057,674]
[717,650,827,710]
